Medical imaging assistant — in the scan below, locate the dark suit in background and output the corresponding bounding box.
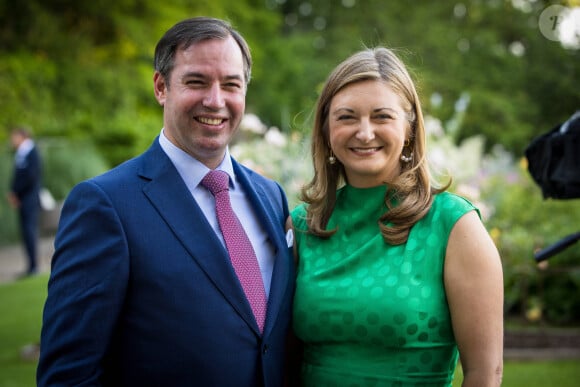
[9,128,42,276]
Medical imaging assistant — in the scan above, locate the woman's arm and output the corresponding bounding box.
[445,210,504,387]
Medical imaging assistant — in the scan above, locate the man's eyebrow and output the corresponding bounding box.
[181,71,204,79]
[223,74,244,82]
[181,72,243,82]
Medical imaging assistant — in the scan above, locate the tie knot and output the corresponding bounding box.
[201,170,230,195]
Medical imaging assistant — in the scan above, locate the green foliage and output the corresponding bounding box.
[270,0,579,155]
[0,53,58,134]
[248,31,327,131]
[0,151,19,244]
[480,155,580,324]
[0,0,165,166]
[423,113,580,325]
[2,0,578,159]
[39,138,110,201]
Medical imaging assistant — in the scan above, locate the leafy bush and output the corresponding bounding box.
[466,148,580,324]
[0,151,19,244]
[39,138,109,201]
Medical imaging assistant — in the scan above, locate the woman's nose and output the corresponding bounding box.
[355,120,375,143]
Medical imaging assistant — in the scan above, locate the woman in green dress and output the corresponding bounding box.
[289,47,504,386]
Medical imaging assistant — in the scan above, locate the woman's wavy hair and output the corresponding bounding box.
[300,47,449,245]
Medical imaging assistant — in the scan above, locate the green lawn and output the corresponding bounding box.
[0,274,47,387]
[1,274,579,387]
[452,360,580,387]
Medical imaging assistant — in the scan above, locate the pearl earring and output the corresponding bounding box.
[401,138,413,163]
[328,154,336,164]
[400,154,413,163]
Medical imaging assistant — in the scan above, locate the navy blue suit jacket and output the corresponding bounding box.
[38,138,295,387]
[11,143,41,207]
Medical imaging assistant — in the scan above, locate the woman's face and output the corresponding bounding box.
[328,79,409,188]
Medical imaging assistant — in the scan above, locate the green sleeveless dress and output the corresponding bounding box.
[291,184,478,387]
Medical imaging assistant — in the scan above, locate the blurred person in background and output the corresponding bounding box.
[8,127,42,277]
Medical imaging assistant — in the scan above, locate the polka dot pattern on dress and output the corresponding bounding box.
[292,185,478,386]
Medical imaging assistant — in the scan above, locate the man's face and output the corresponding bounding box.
[154,36,246,169]
[10,132,24,150]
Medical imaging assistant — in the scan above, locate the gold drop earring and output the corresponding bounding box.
[400,139,413,163]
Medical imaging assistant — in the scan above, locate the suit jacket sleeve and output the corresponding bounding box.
[37,180,129,386]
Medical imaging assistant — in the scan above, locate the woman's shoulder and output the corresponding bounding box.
[433,191,478,213]
[426,191,481,231]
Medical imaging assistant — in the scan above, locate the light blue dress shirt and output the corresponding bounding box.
[158,130,274,297]
[15,138,34,168]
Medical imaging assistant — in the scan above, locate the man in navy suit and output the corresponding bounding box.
[9,127,42,277]
[38,17,295,386]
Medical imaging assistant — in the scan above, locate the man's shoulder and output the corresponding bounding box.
[91,140,164,185]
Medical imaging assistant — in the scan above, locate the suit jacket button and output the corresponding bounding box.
[262,345,269,355]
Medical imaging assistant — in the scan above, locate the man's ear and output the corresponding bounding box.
[153,71,167,106]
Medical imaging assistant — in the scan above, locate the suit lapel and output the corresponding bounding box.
[137,141,259,332]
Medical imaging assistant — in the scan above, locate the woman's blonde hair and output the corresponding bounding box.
[300,47,448,245]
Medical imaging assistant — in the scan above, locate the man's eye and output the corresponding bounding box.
[224,82,242,89]
[186,80,204,86]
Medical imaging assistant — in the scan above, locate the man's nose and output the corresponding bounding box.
[202,84,225,109]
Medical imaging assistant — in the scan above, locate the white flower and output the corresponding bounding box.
[240,113,267,134]
[264,127,287,147]
[425,115,444,138]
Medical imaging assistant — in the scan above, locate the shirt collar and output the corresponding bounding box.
[16,138,34,158]
[158,129,236,189]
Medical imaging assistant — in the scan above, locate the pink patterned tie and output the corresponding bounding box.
[201,170,267,332]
